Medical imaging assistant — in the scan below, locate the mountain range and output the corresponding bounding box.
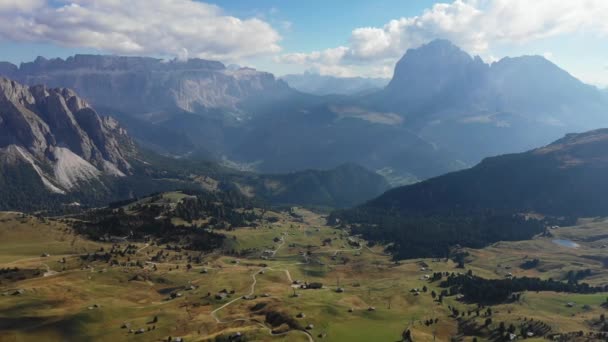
[0,55,302,158]
[365,39,608,164]
[1,39,606,185]
[0,77,388,211]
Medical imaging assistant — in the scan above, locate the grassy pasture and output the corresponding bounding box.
[1,210,608,341]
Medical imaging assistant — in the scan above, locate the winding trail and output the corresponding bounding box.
[210,259,310,323]
[137,243,150,254]
[209,262,314,341]
[208,234,315,341]
[271,235,286,257]
[211,262,314,342]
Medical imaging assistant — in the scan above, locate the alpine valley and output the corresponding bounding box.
[0,77,389,211]
[3,40,606,185]
[2,35,608,342]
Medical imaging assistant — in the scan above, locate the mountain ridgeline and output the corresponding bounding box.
[1,55,292,115]
[1,40,607,216]
[0,54,306,160]
[369,39,608,165]
[281,73,389,96]
[331,129,608,258]
[0,77,388,211]
[3,40,606,183]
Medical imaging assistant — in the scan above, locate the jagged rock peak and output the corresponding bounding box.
[0,77,135,193]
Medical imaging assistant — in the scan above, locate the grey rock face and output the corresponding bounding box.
[0,77,135,192]
[8,55,291,116]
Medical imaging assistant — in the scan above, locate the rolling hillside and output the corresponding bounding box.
[331,129,608,258]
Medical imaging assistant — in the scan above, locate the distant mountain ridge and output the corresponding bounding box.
[381,39,488,113]
[2,41,606,183]
[331,128,608,258]
[1,54,292,116]
[281,73,389,96]
[256,163,390,208]
[358,128,608,216]
[0,54,302,158]
[0,77,388,211]
[370,40,608,164]
[379,39,605,117]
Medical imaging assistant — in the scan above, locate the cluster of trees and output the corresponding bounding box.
[0,162,71,212]
[327,142,608,259]
[264,310,302,331]
[0,157,207,213]
[73,196,227,252]
[0,267,20,275]
[456,303,553,339]
[565,269,593,284]
[438,273,607,304]
[520,258,540,270]
[330,209,545,259]
[174,189,261,227]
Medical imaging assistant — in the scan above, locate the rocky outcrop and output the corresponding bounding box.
[0,77,135,193]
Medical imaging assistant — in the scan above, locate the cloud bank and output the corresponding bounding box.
[277,0,608,76]
[0,0,282,61]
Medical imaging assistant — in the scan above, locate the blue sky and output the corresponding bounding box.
[212,0,437,51]
[0,0,607,87]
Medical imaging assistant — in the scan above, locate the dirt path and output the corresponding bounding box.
[271,235,286,257]
[3,256,52,266]
[210,260,305,323]
[41,263,58,277]
[209,235,314,341]
[137,243,150,254]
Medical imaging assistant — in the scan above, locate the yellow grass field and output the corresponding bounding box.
[1,209,608,341]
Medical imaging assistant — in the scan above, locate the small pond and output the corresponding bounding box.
[552,239,580,248]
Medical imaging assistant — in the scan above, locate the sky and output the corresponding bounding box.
[0,0,607,87]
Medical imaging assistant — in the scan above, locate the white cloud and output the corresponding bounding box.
[575,68,608,88]
[347,0,485,60]
[0,0,44,12]
[278,0,608,76]
[275,46,354,76]
[0,0,281,61]
[277,46,348,65]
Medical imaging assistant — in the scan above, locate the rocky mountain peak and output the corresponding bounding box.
[0,77,135,193]
[383,39,489,113]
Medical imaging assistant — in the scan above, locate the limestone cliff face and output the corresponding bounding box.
[2,55,292,117]
[0,77,135,193]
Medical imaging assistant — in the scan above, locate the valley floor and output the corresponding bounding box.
[1,209,608,341]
